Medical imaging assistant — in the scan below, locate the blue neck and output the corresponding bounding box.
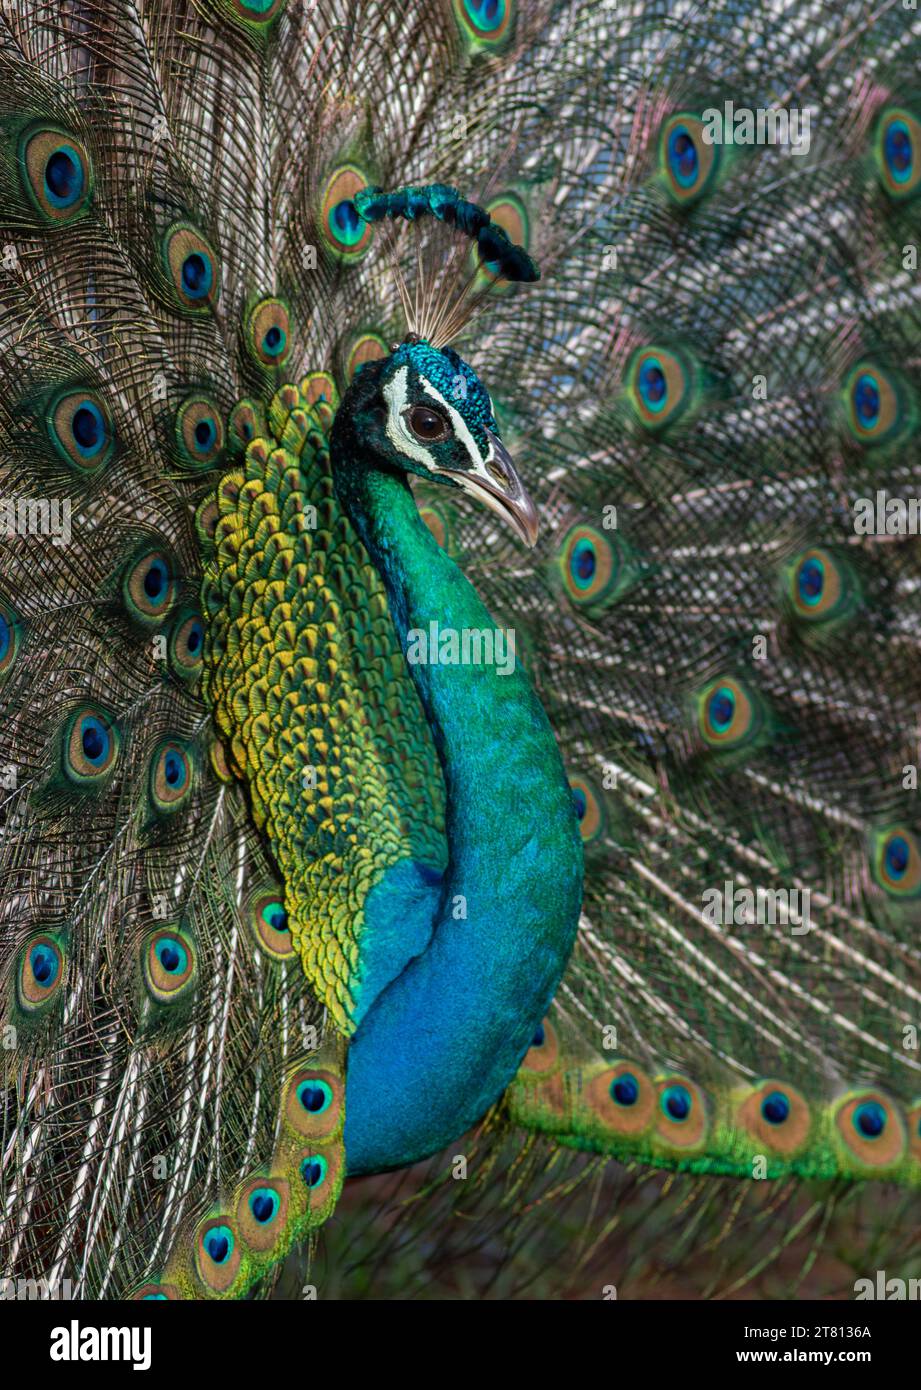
[339,463,583,1172]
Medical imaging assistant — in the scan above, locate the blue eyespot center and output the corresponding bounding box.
[164,751,186,789]
[662,1084,692,1122]
[884,835,909,880]
[185,621,203,656]
[611,1073,639,1107]
[708,687,735,733]
[797,558,824,605]
[203,1226,233,1264]
[261,324,287,358]
[570,538,596,588]
[144,559,168,601]
[0,613,10,663]
[30,944,59,987]
[463,0,506,31]
[181,251,212,299]
[71,401,106,458]
[531,1022,545,1048]
[80,716,109,765]
[884,120,912,182]
[263,901,288,932]
[638,358,667,410]
[297,1080,332,1114]
[249,1188,279,1224]
[44,146,84,208]
[853,373,880,428]
[761,1090,790,1125]
[194,418,217,451]
[571,786,587,821]
[155,937,187,974]
[300,1157,327,1189]
[331,198,362,247]
[668,125,698,186]
[853,1101,886,1139]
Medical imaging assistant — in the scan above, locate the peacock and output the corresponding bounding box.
[1,0,920,1302]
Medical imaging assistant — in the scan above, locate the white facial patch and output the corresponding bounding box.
[382,364,506,492]
[383,366,439,471]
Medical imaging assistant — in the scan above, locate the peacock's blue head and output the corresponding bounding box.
[330,336,538,546]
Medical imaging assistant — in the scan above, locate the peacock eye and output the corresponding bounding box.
[406,405,450,443]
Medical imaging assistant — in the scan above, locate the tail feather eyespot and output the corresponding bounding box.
[557,524,637,614]
[284,1068,342,1139]
[123,548,177,625]
[162,222,221,312]
[288,1144,343,1223]
[236,1178,290,1251]
[568,774,604,844]
[736,1081,812,1155]
[654,1075,708,1150]
[143,928,196,1003]
[299,1153,329,1190]
[418,502,452,553]
[149,739,196,814]
[62,706,120,785]
[843,361,913,447]
[582,1062,657,1137]
[176,395,225,468]
[48,389,114,471]
[875,107,921,202]
[785,548,856,625]
[195,496,220,553]
[19,125,92,222]
[299,373,338,434]
[250,888,296,961]
[696,675,765,752]
[659,113,720,206]
[625,345,696,431]
[18,935,65,1011]
[872,827,921,898]
[195,1219,241,1294]
[247,298,293,368]
[833,1092,906,1170]
[169,610,205,680]
[320,167,374,260]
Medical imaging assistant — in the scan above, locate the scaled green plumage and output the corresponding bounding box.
[201,383,447,1032]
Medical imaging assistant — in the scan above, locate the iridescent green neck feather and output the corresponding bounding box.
[332,444,583,1172]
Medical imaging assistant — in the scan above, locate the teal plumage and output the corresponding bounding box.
[0,0,920,1301]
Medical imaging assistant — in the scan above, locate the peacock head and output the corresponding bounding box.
[330,336,539,547]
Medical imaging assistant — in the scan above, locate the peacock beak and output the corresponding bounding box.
[453,429,540,548]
